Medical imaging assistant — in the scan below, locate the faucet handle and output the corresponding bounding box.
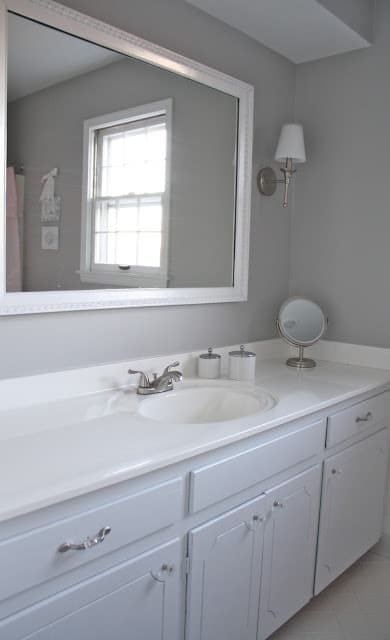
[128,369,150,388]
[162,361,180,375]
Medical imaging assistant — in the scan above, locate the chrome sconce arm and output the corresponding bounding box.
[257,159,296,208]
[257,123,306,209]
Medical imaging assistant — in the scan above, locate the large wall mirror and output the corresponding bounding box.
[0,0,253,314]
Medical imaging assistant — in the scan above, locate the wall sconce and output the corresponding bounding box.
[257,123,306,208]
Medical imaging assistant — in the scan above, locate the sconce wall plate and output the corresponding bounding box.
[257,166,277,196]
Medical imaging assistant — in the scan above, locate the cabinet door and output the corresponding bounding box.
[1,540,182,640]
[186,495,266,640]
[258,465,322,640]
[315,429,389,594]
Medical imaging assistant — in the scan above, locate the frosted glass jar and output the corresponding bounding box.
[228,345,256,381]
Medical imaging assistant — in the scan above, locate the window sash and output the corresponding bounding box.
[81,99,172,287]
[95,115,167,200]
[92,194,165,270]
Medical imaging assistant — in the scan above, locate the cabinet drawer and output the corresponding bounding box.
[189,420,325,513]
[326,395,385,448]
[0,477,184,602]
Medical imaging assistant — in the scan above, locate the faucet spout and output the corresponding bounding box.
[155,369,183,391]
[129,362,183,395]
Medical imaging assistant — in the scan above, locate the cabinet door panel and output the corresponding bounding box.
[258,466,322,640]
[186,495,266,640]
[1,540,182,640]
[315,429,389,594]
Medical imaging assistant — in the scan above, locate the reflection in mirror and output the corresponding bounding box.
[6,12,238,292]
[277,297,327,369]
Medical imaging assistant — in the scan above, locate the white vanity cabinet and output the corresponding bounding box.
[258,465,322,639]
[186,495,266,640]
[315,427,389,594]
[0,390,388,640]
[0,539,183,640]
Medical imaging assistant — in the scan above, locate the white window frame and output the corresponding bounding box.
[80,98,172,287]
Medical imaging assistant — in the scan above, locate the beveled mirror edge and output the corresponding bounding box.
[276,296,328,348]
[0,0,254,315]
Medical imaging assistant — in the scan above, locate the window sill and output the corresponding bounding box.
[79,270,169,288]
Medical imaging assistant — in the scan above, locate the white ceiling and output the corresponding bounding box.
[185,0,372,63]
[7,13,122,102]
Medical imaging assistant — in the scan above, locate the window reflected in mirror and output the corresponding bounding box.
[82,100,172,287]
[6,12,238,292]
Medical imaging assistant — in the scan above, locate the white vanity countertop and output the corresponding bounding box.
[1,358,389,523]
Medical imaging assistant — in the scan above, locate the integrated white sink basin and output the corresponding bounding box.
[138,384,276,424]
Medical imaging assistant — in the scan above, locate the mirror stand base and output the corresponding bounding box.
[286,345,316,368]
[286,355,316,369]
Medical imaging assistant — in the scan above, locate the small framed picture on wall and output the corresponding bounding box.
[41,226,59,250]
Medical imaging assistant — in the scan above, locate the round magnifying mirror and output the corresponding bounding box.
[277,297,328,368]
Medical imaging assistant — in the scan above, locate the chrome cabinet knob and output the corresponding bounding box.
[162,563,175,575]
[331,468,342,475]
[58,526,111,553]
[152,563,176,582]
[250,514,264,526]
[273,500,284,508]
[245,514,263,531]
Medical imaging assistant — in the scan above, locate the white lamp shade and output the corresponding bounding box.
[274,123,306,164]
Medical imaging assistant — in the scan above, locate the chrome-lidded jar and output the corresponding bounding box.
[228,344,256,381]
[198,347,221,379]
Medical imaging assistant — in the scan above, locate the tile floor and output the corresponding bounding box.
[270,551,390,640]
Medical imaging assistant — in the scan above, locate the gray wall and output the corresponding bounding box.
[291,0,390,348]
[0,0,295,378]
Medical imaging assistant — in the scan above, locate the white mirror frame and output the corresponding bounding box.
[0,0,254,315]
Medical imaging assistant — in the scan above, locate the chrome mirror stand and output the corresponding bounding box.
[276,297,328,369]
[285,344,316,369]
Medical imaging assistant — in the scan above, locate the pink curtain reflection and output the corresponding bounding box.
[6,166,23,291]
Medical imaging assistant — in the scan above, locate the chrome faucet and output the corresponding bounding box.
[129,361,183,395]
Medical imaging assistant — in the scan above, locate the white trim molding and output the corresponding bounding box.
[0,0,254,315]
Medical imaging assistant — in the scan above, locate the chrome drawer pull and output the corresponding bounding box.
[58,526,111,553]
[356,411,373,423]
[273,500,284,509]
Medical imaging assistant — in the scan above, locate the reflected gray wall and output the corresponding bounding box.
[0,0,295,378]
[8,54,236,290]
[318,0,374,41]
[292,0,390,348]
